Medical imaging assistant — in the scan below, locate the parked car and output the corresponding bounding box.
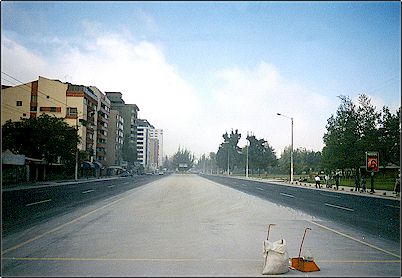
[120,171,130,177]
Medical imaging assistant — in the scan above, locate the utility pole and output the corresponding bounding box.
[227,144,230,176]
[246,132,249,178]
[277,113,294,183]
[74,117,79,181]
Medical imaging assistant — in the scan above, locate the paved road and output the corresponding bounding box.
[1,174,400,276]
[202,174,401,242]
[2,174,165,236]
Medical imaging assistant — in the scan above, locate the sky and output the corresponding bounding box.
[1,1,401,158]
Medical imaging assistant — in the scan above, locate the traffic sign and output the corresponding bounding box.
[366,151,379,172]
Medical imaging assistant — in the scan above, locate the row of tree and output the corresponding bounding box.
[322,94,400,174]
[193,94,399,177]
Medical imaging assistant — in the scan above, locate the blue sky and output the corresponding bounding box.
[2,1,400,157]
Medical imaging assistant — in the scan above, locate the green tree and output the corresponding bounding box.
[278,147,322,175]
[172,147,194,171]
[2,114,79,173]
[322,95,360,172]
[195,152,217,174]
[322,94,400,175]
[356,94,381,167]
[245,134,277,174]
[216,129,242,173]
[378,106,400,166]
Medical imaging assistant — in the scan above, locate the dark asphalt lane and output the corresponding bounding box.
[201,174,400,242]
[2,175,166,236]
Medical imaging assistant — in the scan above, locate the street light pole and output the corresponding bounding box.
[227,143,230,176]
[277,113,294,183]
[74,117,79,181]
[246,134,249,178]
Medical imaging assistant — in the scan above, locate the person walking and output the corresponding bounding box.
[370,172,375,193]
[361,175,366,192]
[315,174,321,189]
[335,173,340,190]
[355,173,361,192]
[325,174,330,188]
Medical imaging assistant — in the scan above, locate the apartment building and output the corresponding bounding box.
[65,83,98,161]
[1,76,99,162]
[105,109,124,166]
[136,119,153,170]
[1,76,68,124]
[105,92,139,168]
[90,86,111,166]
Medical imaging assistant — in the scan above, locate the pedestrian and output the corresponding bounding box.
[370,172,375,193]
[361,175,366,192]
[325,174,330,188]
[335,173,340,190]
[355,173,360,192]
[315,174,321,188]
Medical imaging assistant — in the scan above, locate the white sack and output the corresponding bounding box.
[262,239,289,275]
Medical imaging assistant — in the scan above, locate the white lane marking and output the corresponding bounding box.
[124,182,130,185]
[308,220,400,259]
[257,187,263,191]
[325,203,354,212]
[320,193,341,198]
[25,199,52,207]
[108,185,116,188]
[82,190,95,194]
[385,204,400,209]
[280,193,295,198]
[241,184,247,187]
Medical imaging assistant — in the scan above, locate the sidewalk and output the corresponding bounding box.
[229,175,401,200]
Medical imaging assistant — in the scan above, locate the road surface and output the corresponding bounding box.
[2,174,400,276]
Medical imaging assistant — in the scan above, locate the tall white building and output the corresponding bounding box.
[136,119,153,169]
[136,119,163,172]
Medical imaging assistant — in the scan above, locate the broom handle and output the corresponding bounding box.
[298,228,311,258]
[266,224,276,240]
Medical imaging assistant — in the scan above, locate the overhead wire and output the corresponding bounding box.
[1,71,71,108]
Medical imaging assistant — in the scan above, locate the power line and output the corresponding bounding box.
[2,103,30,117]
[1,72,70,108]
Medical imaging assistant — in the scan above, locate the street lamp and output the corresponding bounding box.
[277,113,294,183]
[246,132,249,178]
[74,116,80,181]
[226,142,230,176]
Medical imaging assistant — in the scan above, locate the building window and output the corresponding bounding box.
[16,101,22,106]
[31,95,37,102]
[40,107,61,112]
[67,107,78,117]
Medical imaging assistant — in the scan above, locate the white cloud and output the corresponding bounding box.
[1,36,51,83]
[205,62,334,156]
[1,33,371,159]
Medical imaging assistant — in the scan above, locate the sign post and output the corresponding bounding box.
[366,151,379,193]
[366,151,379,172]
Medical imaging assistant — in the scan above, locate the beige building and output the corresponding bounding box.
[2,76,99,161]
[1,76,67,124]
